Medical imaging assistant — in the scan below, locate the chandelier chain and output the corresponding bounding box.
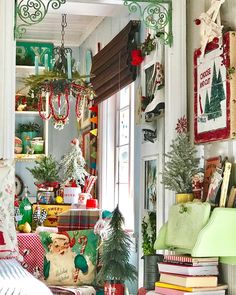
[61,14,67,47]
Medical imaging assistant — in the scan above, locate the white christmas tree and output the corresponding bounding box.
[60,138,89,186]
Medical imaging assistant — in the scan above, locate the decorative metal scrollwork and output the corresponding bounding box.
[123,0,172,46]
[15,0,67,39]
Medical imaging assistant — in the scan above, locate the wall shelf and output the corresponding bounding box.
[15,153,45,161]
[155,206,236,265]
[15,111,46,115]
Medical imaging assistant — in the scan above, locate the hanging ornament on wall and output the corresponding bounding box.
[24,14,95,130]
[195,0,225,57]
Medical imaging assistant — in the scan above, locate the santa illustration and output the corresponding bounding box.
[43,232,95,285]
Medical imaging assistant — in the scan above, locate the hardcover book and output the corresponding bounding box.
[155,282,228,293]
[159,273,218,288]
[202,156,222,201]
[163,255,219,266]
[219,161,232,207]
[158,262,218,276]
[155,286,225,295]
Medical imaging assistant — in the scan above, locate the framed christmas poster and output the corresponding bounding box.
[194,31,236,144]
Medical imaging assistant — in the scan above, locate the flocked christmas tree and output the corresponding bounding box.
[162,116,200,193]
[60,138,88,186]
[97,205,137,284]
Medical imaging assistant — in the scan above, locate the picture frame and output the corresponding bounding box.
[203,156,222,201]
[81,98,91,130]
[194,31,236,144]
[143,156,157,211]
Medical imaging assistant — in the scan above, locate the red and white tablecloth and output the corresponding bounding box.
[17,232,45,279]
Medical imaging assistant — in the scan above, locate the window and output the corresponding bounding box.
[99,83,134,231]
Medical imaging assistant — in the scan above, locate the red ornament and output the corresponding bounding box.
[194,18,201,26]
[89,105,98,113]
[195,48,202,57]
[131,49,144,66]
[213,37,219,43]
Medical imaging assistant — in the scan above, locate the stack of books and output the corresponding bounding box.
[155,254,228,295]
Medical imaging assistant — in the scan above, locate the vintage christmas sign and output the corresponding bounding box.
[194,31,236,144]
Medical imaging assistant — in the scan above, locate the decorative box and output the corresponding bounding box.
[32,204,71,227]
[17,233,45,279]
[57,209,100,232]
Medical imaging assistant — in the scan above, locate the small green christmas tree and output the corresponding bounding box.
[97,206,137,284]
[162,116,200,193]
[27,155,59,184]
[60,138,88,186]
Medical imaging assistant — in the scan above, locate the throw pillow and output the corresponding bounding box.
[0,160,18,258]
[39,229,99,286]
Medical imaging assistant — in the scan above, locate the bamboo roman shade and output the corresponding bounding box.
[91,20,140,104]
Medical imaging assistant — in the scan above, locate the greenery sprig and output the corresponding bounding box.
[141,211,156,255]
[24,70,93,91]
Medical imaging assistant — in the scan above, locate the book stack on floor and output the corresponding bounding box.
[155,255,228,295]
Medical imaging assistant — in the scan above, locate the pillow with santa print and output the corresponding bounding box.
[39,229,99,286]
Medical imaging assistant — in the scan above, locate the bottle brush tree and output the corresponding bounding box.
[60,138,88,186]
[97,205,137,284]
[162,116,200,193]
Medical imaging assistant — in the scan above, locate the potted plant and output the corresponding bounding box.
[27,155,60,203]
[141,211,163,290]
[161,116,200,203]
[97,206,137,295]
[17,121,40,153]
[60,138,89,204]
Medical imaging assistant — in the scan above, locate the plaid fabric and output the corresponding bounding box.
[17,233,45,279]
[57,209,100,232]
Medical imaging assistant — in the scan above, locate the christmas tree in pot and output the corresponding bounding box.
[60,138,89,204]
[97,206,137,295]
[161,116,200,203]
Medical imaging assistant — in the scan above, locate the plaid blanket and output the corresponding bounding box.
[57,209,100,232]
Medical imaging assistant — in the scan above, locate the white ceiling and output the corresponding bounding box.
[17,0,129,46]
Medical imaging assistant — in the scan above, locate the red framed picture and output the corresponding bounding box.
[194,31,236,144]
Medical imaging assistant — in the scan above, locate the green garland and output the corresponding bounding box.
[24,70,92,89]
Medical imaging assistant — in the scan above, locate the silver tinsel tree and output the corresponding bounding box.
[162,117,200,193]
[60,138,89,186]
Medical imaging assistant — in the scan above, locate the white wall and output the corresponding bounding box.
[187,2,236,294]
[0,1,15,160]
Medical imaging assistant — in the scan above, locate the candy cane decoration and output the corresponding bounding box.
[78,235,88,254]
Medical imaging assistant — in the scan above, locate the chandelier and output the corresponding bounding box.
[24,14,95,130]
